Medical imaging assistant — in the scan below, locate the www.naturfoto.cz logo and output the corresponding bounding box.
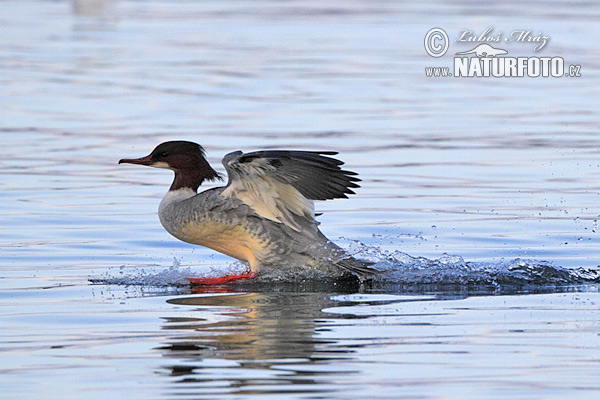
[424,27,581,78]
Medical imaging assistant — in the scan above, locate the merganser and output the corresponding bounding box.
[119,141,375,284]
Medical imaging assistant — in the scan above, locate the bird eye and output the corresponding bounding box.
[159,151,169,158]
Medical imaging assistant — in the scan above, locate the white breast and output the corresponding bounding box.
[158,188,197,233]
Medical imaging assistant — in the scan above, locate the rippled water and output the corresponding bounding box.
[2,0,600,399]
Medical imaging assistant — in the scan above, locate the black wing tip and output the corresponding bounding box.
[343,170,360,177]
[227,148,364,200]
[213,172,225,182]
[233,149,342,162]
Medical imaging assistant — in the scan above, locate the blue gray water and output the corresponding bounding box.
[1,1,600,399]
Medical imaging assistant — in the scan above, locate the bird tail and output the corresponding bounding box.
[335,256,378,277]
[312,230,379,278]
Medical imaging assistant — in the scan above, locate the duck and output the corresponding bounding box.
[119,141,375,284]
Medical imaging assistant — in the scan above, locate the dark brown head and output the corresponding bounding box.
[119,141,221,192]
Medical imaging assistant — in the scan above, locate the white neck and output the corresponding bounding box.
[158,188,197,216]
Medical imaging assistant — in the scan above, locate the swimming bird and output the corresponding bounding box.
[119,141,375,284]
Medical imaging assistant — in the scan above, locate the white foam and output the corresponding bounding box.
[90,258,247,287]
[91,245,599,288]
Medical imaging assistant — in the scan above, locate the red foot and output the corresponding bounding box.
[188,272,255,285]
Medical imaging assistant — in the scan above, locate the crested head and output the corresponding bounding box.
[119,140,221,192]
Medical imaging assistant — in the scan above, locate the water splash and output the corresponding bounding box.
[344,240,599,286]
[92,244,599,288]
[89,258,247,287]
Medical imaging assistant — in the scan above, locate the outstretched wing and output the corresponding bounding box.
[220,150,360,232]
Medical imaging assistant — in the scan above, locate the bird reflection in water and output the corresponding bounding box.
[158,285,363,397]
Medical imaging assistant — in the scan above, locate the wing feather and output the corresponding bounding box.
[220,150,361,232]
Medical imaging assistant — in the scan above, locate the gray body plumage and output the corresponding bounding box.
[159,187,373,278]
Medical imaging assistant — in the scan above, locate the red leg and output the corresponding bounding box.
[188,272,255,285]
